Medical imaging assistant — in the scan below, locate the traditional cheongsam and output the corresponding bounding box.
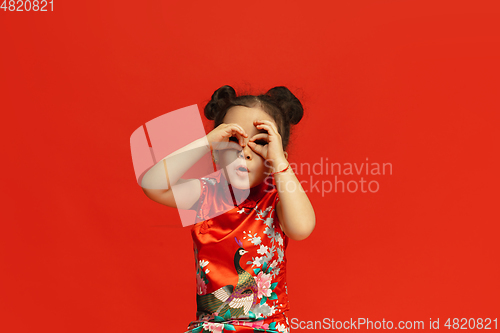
[185,170,290,333]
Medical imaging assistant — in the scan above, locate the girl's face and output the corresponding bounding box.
[218,106,277,189]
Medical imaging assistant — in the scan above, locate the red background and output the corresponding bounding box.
[1,1,499,332]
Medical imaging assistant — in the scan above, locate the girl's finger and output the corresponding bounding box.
[232,130,245,147]
[227,124,247,146]
[255,120,277,133]
[225,123,244,136]
[254,120,278,135]
[233,124,248,137]
[255,123,277,137]
[248,141,268,159]
[249,133,269,143]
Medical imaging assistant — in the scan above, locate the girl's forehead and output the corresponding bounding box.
[223,106,277,135]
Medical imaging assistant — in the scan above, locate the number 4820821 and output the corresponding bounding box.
[1,0,53,11]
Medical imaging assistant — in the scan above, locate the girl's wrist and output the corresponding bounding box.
[270,158,289,174]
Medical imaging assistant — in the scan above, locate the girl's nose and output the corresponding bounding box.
[238,145,252,160]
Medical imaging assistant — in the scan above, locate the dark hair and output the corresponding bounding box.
[204,85,304,151]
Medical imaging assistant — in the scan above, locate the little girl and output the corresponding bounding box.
[141,85,315,332]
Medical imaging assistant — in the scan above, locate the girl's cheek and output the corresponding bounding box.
[220,151,237,163]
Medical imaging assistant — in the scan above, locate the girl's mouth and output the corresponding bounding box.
[235,165,249,177]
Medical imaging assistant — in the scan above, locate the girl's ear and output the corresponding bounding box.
[284,151,288,160]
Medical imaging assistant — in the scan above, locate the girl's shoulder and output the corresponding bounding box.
[200,169,225,185]
[189,170,233,222]
[187,171,225,211]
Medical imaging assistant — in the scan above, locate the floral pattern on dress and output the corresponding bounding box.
[194,245,210,296]
[244,205,286,280]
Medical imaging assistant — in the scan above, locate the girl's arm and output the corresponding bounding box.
[141,123,248,209]
[273,157,316,241]
[249,119,315,241]
[141,136,210,209]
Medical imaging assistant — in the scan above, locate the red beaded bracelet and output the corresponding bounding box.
[271,163,290,176]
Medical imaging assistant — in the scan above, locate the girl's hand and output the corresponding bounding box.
[248,120,287,170]
[206,123,248,151]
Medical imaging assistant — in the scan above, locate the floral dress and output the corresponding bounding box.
[185,170,290,333]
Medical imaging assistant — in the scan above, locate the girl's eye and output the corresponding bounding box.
[254,140,267,146]
[228,136,238,143]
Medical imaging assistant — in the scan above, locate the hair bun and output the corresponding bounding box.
[265,86,304,125]
[204,85,237,120]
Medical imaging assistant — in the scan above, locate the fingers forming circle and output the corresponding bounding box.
[227,124,247,146]
[249,132,269,143]
[248,141,268,159]
[255,120,278,135]
[256,123,281,139]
